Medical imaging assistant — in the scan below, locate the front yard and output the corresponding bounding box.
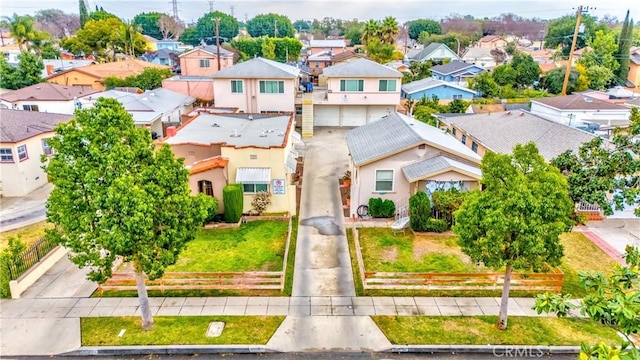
[0,221,52,251]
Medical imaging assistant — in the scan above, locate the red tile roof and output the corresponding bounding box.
[189,157,228,175]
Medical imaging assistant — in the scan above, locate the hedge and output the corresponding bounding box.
[223,184,243,223]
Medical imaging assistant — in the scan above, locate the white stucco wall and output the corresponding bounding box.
[1,133,53,197]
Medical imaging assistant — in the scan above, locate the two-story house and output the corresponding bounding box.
[430,61,485,83]
[0,109,72,197]
[310,58,402,127]
[211,57,300,113]
[160,112,298,215]
[0,83,100,114]
[309,40,347,56]
[475,35,508,49]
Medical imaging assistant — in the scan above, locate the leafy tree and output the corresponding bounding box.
[261,37,276,60]
[246,13,294,38]
[44,98,212,330]
[0,52,44,90]
[230,37,301,62]
[273,37,302,62]
[492,64,516,86]
[544,14,604,57]
[223,184,243,223]
[179,27,199,46]
[615,10,633,85]
[470,71,500,98]
[542,66,579,94]
[104,67,172,90]
[365,37,395,63]
[409,191,431,231]
[447,99,469,113]
[361,19,380,46]
[196,11,239,44]
[505,41,517,55]
[292,20,310,32]
[578,29,619,89]
[61,18,146,61]
[379,16,399,45]
[132,12,163,40]
[453,143,574,330]
[490,47,508,64]
[34,9,80,39]
[79,0,89,28]
[344,23,363,46]
[408,19,441,40]
[431,189,468,226]
[534,245,640,359]
[511,52,540,88]
[88,10,118,22]
[552,108,640,217]
[412,105,439,126]
[7,14,49,51]
[158,14,183,40]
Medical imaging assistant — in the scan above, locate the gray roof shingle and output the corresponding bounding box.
[401,78,476,95]
[402,155,481,182]
[212,57,300,79]
[0,109,72,143]
[322,58,402,78]
[430,61,476,75]
[531,94,629,111]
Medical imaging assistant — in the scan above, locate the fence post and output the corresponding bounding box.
[35,241,42,262]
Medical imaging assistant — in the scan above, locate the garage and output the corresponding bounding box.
[314,105,339,127]
[341,106,367,127]
[367,105,395,123]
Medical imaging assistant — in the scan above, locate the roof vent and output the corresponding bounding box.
[584,97,592,103]
[278,131,284,137]
[36,86,41,90]
[259,131,267,137]
[150,92,155,96]
[230,129,241,137]
[248,115,253,121]
[212,123,220,127]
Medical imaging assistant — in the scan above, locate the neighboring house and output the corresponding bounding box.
[41,59,96,78]
[46,59,171,90]
[0,109,72,197]
[475,35,508,49]
[462,47,500,68]
[312,58,402,126]
[143,35,159,51]
[430,61,485,82]
[577,88,637,105]
[79,88,195,138]
[331,50,367,65]
[0,83,100,114]
[465,103,508,114]
[179,45,234,76]
[141,49,180,68]
[401,78,476,101]
[345,112,482,218]
[211,57,300,113]
[156,39,180,51]
[0,44,21,64]
[440,110,598,161]
[307,50,333,74]
[384,60,410,73]
[409,43,461,63]
[162,75,215,101]
[160,112,298,215]
[530,94,631,128]
[309,39,346,56]
[629,47,640,88]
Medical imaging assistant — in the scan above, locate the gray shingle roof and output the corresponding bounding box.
[410,43,459,62]
[531,94,629,111]
[0,109,72,142]
[345,112,480,166]
[448,111,598,161]
[401,78,476,95]
[212,57,300,79]
[322,58,402,78]
[402,155,481,182]
[430,61,476,75]
[1,83,99,102]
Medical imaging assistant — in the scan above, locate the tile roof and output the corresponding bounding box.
[1,83,100,102]
[478,35,504,43]
[401,78,476,95]
[462,47,494,59]
[49,59,170,80]
[331,50,367,63]
[447,111,598,161]
[345,112,480,166]
[322,58,402,77]
[531,94,630,111]
[402,155,481,182]
[0,109,72,143]
[212,57,299,78]
[188,156,228,175]
[430,61,479,75]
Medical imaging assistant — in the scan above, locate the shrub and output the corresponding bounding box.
[425,218,449,233]
[223,184,243,223]
[0,237,27,298]
[200,195,219,224]
[368,197,383,217]
[380,199,396,218]
[251,191,272,215]
[431,189,468,226]
[409,191,430,231]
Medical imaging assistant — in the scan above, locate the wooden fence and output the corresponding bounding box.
[100,218,293,293]
[352,225,563,292]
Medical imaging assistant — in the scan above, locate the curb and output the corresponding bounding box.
[388,345,581,354]
[64,345,276,356]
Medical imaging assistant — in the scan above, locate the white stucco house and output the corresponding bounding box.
[0,83,99,114]
[530,94,631,129]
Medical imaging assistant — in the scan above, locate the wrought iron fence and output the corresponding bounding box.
[6,238,57,280]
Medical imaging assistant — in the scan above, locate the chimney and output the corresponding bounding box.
[166,126,177,137]
[46,64,55,75]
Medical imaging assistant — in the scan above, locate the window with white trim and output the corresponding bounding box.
[17,145,27,161]
[259,80,284,94]
[0,148,13,162]
[231,80,243,93]
[42,138,53,155]
[375,169,394,192]
[378,79,397,92]
[199,59,210,68]
[453,94,463,99]
[340,79,364,92]
[22,104,39,111]
[243,183,269,193]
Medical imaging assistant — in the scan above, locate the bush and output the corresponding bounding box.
[409,191,431,231]
[380,199,396,218]
[368,197,383,217]
[425,218,449,233]
[431,189,468,226]
[251,191,272,215]
[223,184,243,223]
[0,237,27,298]
[200,195,219,224]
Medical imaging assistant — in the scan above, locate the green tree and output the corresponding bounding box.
[365,37,395,63]
[447,99,469,113]
[104,67,172,90]
[261,36,276,60]
[578,29,619,89]
[511,52,540,88]
[542,66,579,94]
[7,14,49,51]
[44,98,211,330]
[409,191,431,231]
[380,16,399,45]
[223,184,243,223]
[615,10,633,85]
[408,19,441,40]
[544,14,605,57]
[196,11,239,44]
[361,19,380,46]
[179,27,199,46]
[505,41,517,55]
[0,52,44,90]
[246,13,294,38]
[453,143,574,330]
[88,10,118,22]
[79,0,89,28]
[132,12,163,40]
[231,37,263,59]
[292,20,310,32]
[534,245,640,359]
[273,37,302,62]
[491,64,517,86]
[61,18,146,61]
[469,71,500,98]
[344,22,363,46]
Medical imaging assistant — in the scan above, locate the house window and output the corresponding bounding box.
[259,80,285,94]
[471,141,478,153]
[231,80,243,93]
[340,79,364,92]
[243,183,269,193]
[42,138,53,155]
[22,104,39,111]
[250,154,258,160]
[295,106,302,115]
[315,62,319,68]
[0,148,13,162]
[378,79,397,92]
[197,180,214,197]
[199,59,210,68]
[17,145,28,161]
[461,134,467,145]
[453,94,462,99]
[375,169,394,192]
[452,128,457,136]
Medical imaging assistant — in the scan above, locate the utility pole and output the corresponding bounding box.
[561,5,593,95]
[215,17,221,70]
[208,0,214,13]
[274,20,278,37]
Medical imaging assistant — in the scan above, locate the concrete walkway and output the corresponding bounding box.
[0,183,52,232]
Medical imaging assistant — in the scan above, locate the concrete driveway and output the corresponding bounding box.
[0,183,52,232]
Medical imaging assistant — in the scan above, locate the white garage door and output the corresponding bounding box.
[341,106,367,127]
[367,106,394,123]
[314,106,340,127]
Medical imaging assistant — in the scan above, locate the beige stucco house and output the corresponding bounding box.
[345,112,482,218]
[160,111,298,215]
[0,109,72,197]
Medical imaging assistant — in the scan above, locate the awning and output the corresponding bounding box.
[236,167,271,184]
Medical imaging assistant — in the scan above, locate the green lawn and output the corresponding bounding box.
[0,221,52,251]
[373,316,621,345]
[559,232,617,297]
[81,316,284,345]
[167,221,288,272]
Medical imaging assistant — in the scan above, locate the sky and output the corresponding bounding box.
[1,0,639,25]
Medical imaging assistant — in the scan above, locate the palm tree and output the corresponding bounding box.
[380,16,399,45]
[8,14,37,51]
[361,19,380,46]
